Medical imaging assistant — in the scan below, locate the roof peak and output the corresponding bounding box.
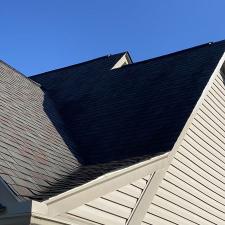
[31,52,127,77]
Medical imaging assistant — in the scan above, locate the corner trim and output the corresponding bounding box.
[126,168,167,225]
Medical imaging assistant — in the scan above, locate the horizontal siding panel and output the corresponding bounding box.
[118,184,142,198]
[185,130,225,169]
[192,117,225,153]
[210,86,225,106]
[194,113,225,143]
[213,73,225,84]
[197,108,225,140]
[143,174,152,182]
[164,170,225,210]
[204,94,225,118]
[175,150,225,191]
[159,180,225,221]
[102,190,137,208]
[207,91,225,116]
[132,178,147,189]
[188,124,225,161]
[151,195,216,225]
[86,197,132,219]
[141,222,152,225]
[211,79,224,94]
[69,205,126,225]
[143,211,177,225]
[170,160,225,203]
[169,162,225,205]
[178,145,225,185]
[190,121,225,154]
[208,85,225,105]
[213,77,225,89]
[202,99,225,126]
[201,99,225,127]
[183,136,225,174]
[146,204,195,225]
[60,214,102,225]
[214,77,225,93]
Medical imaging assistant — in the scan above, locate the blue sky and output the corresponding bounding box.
[1,0,225,75]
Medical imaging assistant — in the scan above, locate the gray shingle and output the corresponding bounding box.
[0,59,80,199]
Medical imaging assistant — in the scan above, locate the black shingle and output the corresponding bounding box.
[31,41,225,165]
[27,41,225,199]
[1,42,225,201]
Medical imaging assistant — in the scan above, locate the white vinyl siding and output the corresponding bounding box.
[143,71,225,225]
[65,175,152,225]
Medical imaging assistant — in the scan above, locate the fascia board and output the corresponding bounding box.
[168,52,225,162]
[44,152,169,217]
[31,214,74,225]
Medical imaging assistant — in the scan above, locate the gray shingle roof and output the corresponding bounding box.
[0,61,80,199]
[1,42,225,201]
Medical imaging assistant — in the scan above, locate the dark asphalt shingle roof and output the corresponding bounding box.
[1,42,225,200]
[31,41,225,166]
[31,52,127,93]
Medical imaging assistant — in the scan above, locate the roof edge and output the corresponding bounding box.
[43,152,169,217]
[168,51,225,162]
[0,60,41,87]
[118,42,216,70]
[30,52,127,78]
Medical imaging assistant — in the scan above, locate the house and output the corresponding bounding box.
[1,40,225,225]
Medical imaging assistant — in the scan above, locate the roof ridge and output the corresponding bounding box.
[30,52,127,77]
[117,42,216,70]
[0,60,41,87]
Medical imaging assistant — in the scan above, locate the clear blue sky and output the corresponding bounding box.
[1,0,225,75]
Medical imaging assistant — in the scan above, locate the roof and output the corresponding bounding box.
[31,52,130,165]
[1,42,225,201]
[31,41,225,165]
[0,60,81,199]
[0,53,129,200]
[31,52,127,91]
